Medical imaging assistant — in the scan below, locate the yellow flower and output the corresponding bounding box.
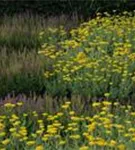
[53,122,61,127]
[92,102,101,107]
[0,123,5,131]
[109,140,117,147]
[47,127,57,134]
[18,126,27,137]
[12,133,21,138]
[32,111,38,117]
[130,112,135,116]
[0,132,6,137]
[61,104,70,109]
[42,137,48,142]
[1,139,10,145]
[23,113,28,117]
[114,102,119,106]
[59,140,66,145]
[65,101,71,105]
[124,133,131,137]
[128,128,135,132]
[20,136,28,141]
[11,114,19,120]
[4,103,15,108]
[72,128,78,132]
[42,113,48,117]
[104,93,111,98]
[35,145,44,150]
[47,115,55,121]
[76,52,88,64]
[131,137,135,141]
[16,102,23,106]
[89,141,96,146]
[0,116,6,120]
[26,141,36,146]
[87,123,96,132]
[37,119,43,124]
[117,144,126,150]
[105,130,111,135]
[9,127,16,132]
[102,101,111,106]
[0,148,6,150]
[31,133,37,138]
[96,140,106,146]
[36,130,44,135]
[69,111,75,115]
[79,146,89,150]
[71,116,80,121]
[14,121,21,126]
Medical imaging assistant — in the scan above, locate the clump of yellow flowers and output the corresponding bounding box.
[1,99,135,150]
[39,11,135,100]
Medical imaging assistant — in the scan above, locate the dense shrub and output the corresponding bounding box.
[39,12,135,101]
[0,0,134,19]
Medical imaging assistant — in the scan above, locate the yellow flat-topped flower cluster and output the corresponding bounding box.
[39,12,135,99]
[0,99,135,149]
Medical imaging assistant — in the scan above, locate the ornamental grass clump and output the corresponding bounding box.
[39,12,135,100]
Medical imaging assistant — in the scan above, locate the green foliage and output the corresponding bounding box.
[0,97,135,149]
[39,12,135,101]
